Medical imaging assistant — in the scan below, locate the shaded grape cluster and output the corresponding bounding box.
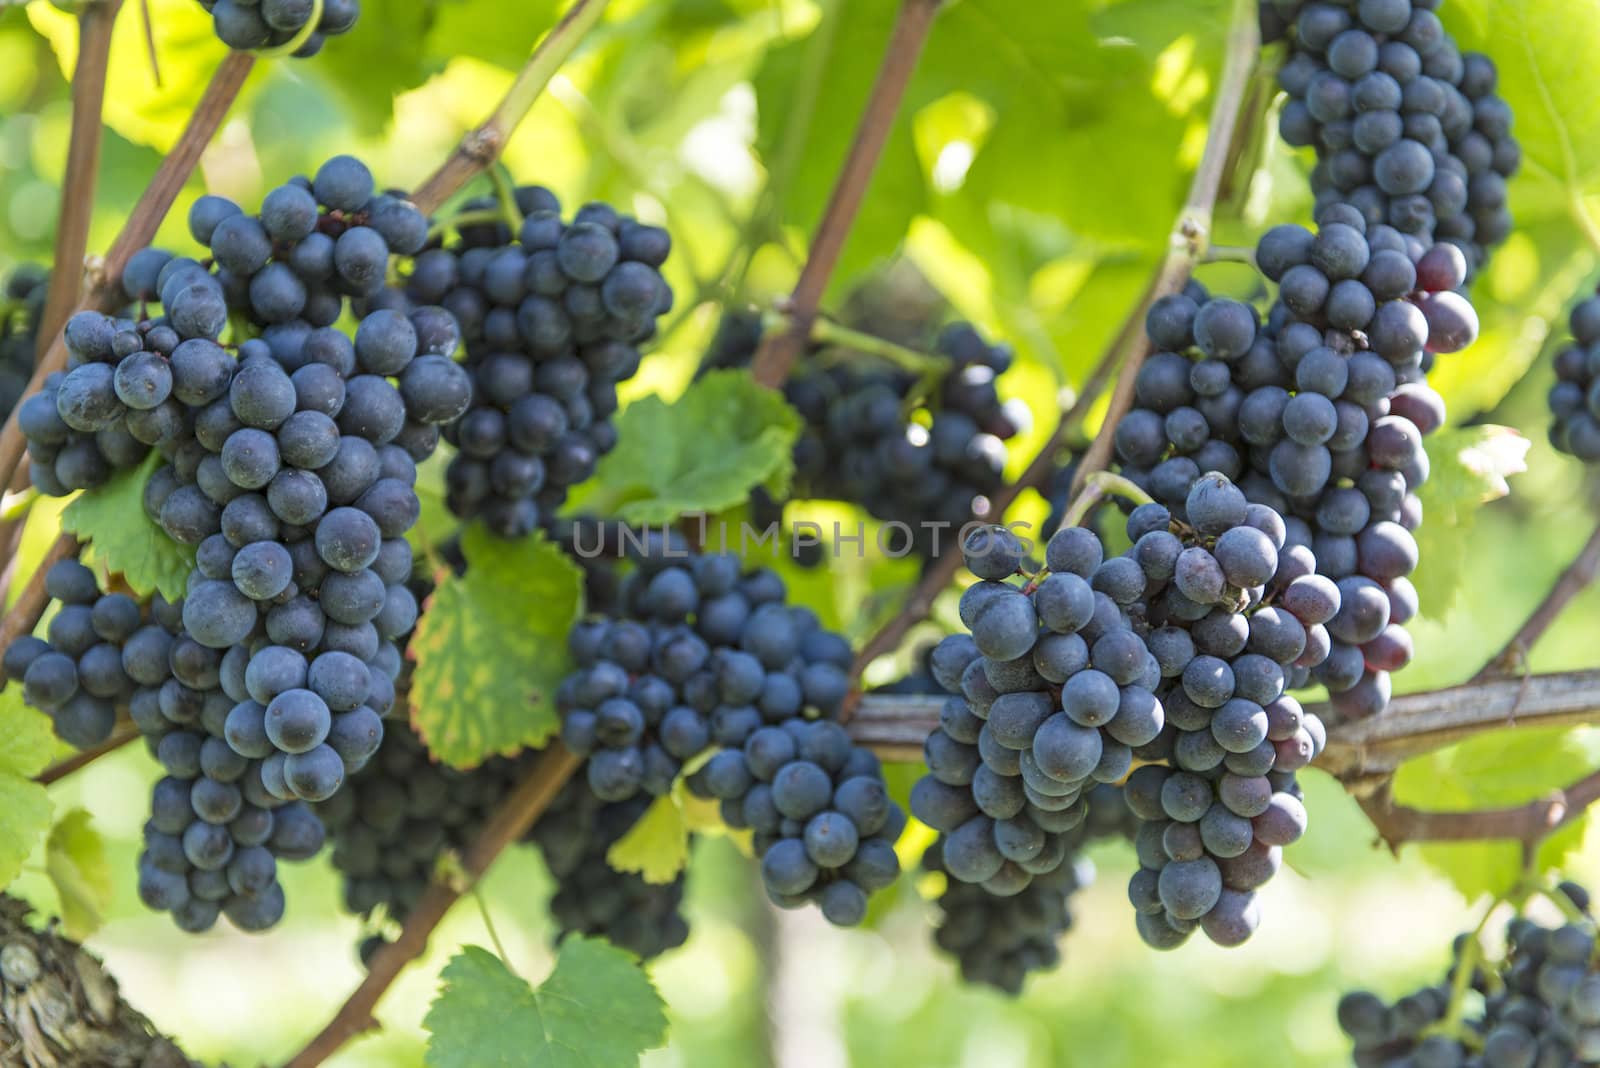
[3,560,147,749]
[1339,882,1600,1067]
[196,0,361,58]
[710,310,1028,560]
[0,263,47,416]
[402,185,672,538]
[317,720,526,962]
[190,156,427,339]
[926,782,1135,994]
[1269,0,1520,274]
[528,777,690,960]
[1116,229,1460,720]
[1548,285,1600,462]
[556,546,853,805]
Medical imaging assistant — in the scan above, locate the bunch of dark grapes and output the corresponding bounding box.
[926,782,1135,993]
[1269,0,1520,275]
[694,716,904,927]
[189,156,427,343]
[1548,285,1600,462]
[527,777,690,960]
[2,560,146,748]
[709,310,1028,560]
[0,264,47,416]
[1116,224,1463,720]
[1110,475,1331,949]
[909,524,1166,899]
[1339,882,1600,1067]
[18,260,232,496]
[316,721,526,962]
[195,0,361,58]
[141,297,468,806]
[556,545,853,805]
[403,185,672,538]
[554,539,902,928]
[120,588,327,934]
[913,472,1332,951]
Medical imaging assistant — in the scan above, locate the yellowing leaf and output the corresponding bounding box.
[606,793,688,886]
[410,526,584,768]
[45,809,111,940]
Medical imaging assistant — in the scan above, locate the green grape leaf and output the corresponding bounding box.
[1411,425,1529,618]
[425,0,561,71]
[584,370,802,525]
[1447,0,1600,194]
[410,525,583,768]
[0,688,54,892]
[424,940,668,1068]
[45,809,111,940]
[61,453,195,602]
[1394,725,1597,900]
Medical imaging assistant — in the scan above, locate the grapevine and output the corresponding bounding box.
[1,1,1599,1066]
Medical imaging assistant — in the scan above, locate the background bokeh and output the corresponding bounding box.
[3,0,1600,1064]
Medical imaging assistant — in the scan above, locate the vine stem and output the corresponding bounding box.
[1068,0,1259,496]
[0,532,79,663]
[36,0,124,355]
[765,310,948,375]
[0,50,256,495]
[750,0,943,389]
[1354,768,1600,851]
[410,0,613,216]
[1470,516,1600,684]
[1058,472,1154,532]
[283,745,582,1068]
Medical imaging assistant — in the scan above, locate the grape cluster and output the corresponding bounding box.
[554,541,902,928]
[909,524,1166,899]
[18,260,233,496]
[404,185,672,538]
[785,322,1027,557]
[556,548,854,805]
[708,310,1028,560]
[1117,230,1458,720]
[190,156,427,338]
[1269,0,1520,275]
[119,591,327,934]
[0,264,47,416]
[926,782,1135,993]
[694,716,904,927]
[528,778,690,961]
[914,473,1332,949]
[3,560,146,749]
[196,0,361,58]
[141,299,468,805]
[317,721,525,961]
[1549,286,1600,462]
[1339,882,1600,1067]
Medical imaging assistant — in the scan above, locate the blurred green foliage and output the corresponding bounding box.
[5,0,1600,1064]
